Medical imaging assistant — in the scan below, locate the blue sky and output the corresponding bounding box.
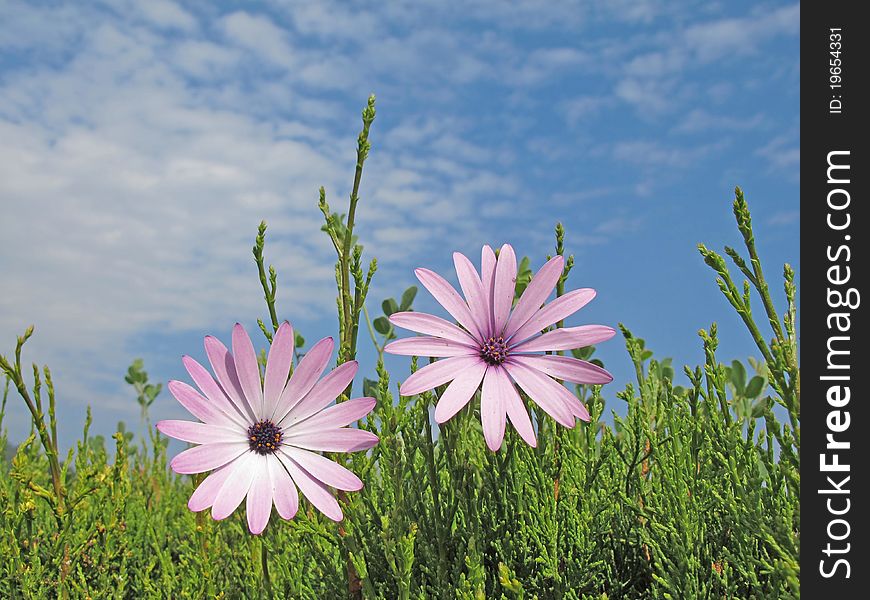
[0,1,799,449]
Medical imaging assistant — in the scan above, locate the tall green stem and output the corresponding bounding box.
[423,390,449,597]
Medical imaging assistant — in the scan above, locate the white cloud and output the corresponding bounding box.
[136,0,198,32]
[219,11,296,69]
[673,109,766,134]
[683,4,800,63]
[613,3,799,116]
[768,210,799,226]
[0,2,518,446]
[755,132,800,172]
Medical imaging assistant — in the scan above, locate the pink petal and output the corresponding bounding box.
[182,356,248,427]
[287,397,376,434]
[211,453,259,520]
[480,245,497,333]
[280,361,358,428]
[399,355,482,396]
[282,447,363,491]
[510,355,613,384]
[204,335,257,423]
[188,461,236,512]
[267,454,298,520]
[493,367,537,447]
[512,324,616,353]
[271,336,334,422]
[246,464,274,534]
[503,255,563,339]
[232,323,264,418]
[480,367,506,451]
[263,321,294,418]
[389,311,478,346]
[503,361,575,427]
[509,288,596,345]
[283,428,379,453]
[384,336,478,358]
[168,380,238,428]
[433,360,487,423]
[279,453,343,522]
[414,267,483,341]
[156,420,244,444]
[170,442,248,475]
[492,244,517,335]
[454,252,492,338]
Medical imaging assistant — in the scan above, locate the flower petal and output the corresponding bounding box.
[494,367,537,447]
[433,360,487,423]
[512,324,616,353]
[480,367,506,451]
[503,255,563,339]
[211,452,259,520]
[480,245,497,333]
[282,447,363,491]
[188,461,237,512]
[156,420,244,445]
[389,311,478,346]
[503,361,575,427]
[384,336,478,358]
[204,335,257,423]
[492,244,517,335]
[263,321,294,418]
[271,336,334,422]
[283,428,379,453]
[280,361,358,428]
[267,454,298,520]
[232,323,264,418]
[415,267,483,341]
[167,380,238,428]
[454,252,492,338]
[287,397,376,434]
[509,288,596,345]
[399,355,483,396]
[170,442,248,475]
[510,355,613,384]
[246,463,273,535]
[182,356,248,427]
[279,453,343,521]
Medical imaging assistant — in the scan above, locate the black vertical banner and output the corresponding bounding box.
[802,2,868,597]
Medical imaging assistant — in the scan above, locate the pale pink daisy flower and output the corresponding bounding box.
[385,244,615,451]
[157,322,378,534]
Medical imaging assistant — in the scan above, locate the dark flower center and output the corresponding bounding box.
[480,336,509,366]
[247,420,283,455]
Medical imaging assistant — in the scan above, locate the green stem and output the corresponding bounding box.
[362,304,383,359]
[261,537,274,600]
[422,391,449,591]
[258,261,279,334]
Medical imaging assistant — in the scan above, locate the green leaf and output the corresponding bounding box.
[730,360,746,393]
[572,346,595,360]
[745,375,765,399]
[400,286,418,311]
[382,298,399,317]
[362,377,378,399]
[374,316,392,335]
[751,395,771,418]
[294,332,306,349]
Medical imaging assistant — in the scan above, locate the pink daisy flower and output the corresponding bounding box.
[157,322,378,534]
[385,244,615,451]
